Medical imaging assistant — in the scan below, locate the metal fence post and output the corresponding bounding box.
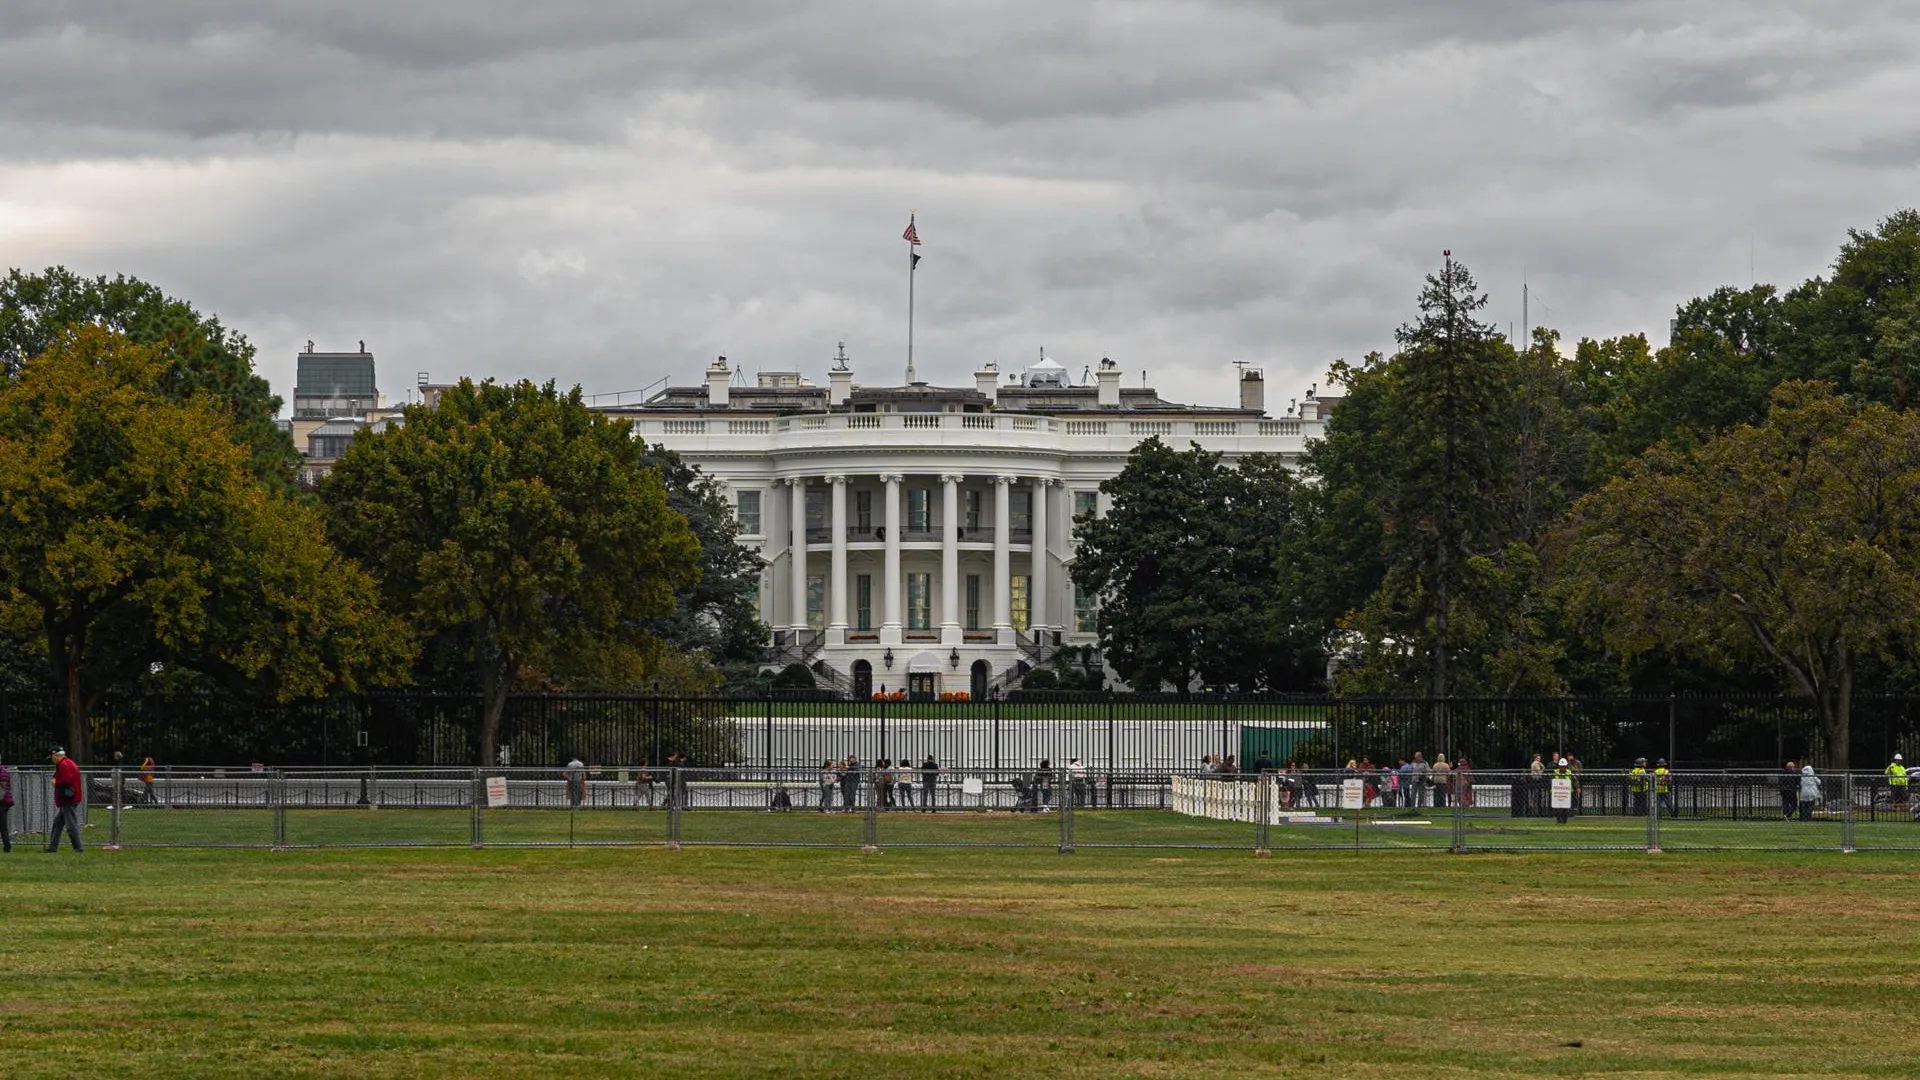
[471,769,484,849]
[108,766,124,850]
[1059,768,1075,854]
[1253,774,1271,857]
[1842,772,1856,854]
[665,767,683,849]
[862,772,880,853]
[1450,782,1467,853]
[1647,770,1662,854]
[272,769,288,850]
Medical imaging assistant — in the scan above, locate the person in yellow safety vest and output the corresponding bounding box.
[1553,759,1574,824]
[1654,759,1674,817]
[1628,757,1650,816]
[1887,754,1909,815]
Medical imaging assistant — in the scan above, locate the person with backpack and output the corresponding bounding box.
[46,747,84,853]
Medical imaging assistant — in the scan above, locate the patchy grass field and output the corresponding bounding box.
[0,841,1915,1079]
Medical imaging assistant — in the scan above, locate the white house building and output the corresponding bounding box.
[603,349,1333,699]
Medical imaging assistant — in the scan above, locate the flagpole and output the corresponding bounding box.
[906,211,918,385]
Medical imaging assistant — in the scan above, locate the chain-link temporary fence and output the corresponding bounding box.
[4,764,1914,853]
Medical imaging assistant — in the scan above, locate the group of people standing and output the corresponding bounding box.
[817,755,940,811]
[1339,752,1474,810]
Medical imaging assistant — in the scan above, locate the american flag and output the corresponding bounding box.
[902,215,921,246]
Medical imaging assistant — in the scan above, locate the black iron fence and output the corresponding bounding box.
[3,691,1917,771]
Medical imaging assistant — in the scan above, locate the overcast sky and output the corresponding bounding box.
[4,1,1917,412]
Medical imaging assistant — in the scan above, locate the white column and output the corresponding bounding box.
[789,477,809,639]
[940,474,962,645]
[993,475,1014,644]
[1030,477,1049,638]
[827,474,848,645]
[881,473,903,645]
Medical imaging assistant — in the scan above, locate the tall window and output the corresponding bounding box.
[965,489,983,530]
[855,490,873,532]
[907,573,932,630]
[965,574,981,630]
[1073,490,1097,521]
[736,490,762,535]
[907,487,930,531]
[1010,575,1030,633]
[1074,584,1098,633]
[1010,490,1032,534]
[806,575,825,631]
[805,489,826,535]
[856,574,872,630]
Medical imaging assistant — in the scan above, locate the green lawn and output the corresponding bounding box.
[2,825,1918,1078]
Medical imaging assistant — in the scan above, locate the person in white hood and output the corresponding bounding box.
[1797,764,1822,822]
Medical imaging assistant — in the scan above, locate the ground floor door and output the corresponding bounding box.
[907,672,937,701]
[852,659,873,699]
[970,659,990,700]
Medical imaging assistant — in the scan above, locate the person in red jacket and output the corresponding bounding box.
[46,747,83,853]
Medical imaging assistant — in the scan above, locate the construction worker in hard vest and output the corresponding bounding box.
[1654,759,1674,817]
[1888,754,1909,815]
[1553,759,1574,824]
[1628,757,1650,816]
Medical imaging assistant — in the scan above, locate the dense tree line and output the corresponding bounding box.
[1072,209,1920,761]
[0,269,766,762]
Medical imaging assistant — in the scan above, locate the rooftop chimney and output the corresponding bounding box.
[706,356,731,407]
[1238,366,1264,413]
[1095,357,1121,408]
[975,363,999,404]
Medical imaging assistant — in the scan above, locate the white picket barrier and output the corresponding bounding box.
[1171,775,1340,826]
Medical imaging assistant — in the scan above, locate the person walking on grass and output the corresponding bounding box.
[1887,754,1908,815]
[1797,764,1822,822]
[1779,761,1799,821]
[0,756,13,853]
[1431,755,1452,809]
[46,747,83,853]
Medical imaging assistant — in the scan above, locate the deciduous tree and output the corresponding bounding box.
[321,380,701,764]
[0,327,411,759]
[1559,382,1920,769]
[0,267,298,481]
[1072,440,1311,691]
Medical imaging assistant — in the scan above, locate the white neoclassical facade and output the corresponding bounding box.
[604,351,1333,698]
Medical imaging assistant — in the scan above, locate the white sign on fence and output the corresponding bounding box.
[485,775,509,808]
[1340,778,1366,810]
[1550,777,1573,809]
[960,777,985,797]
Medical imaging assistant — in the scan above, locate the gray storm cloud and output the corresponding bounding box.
[2,0,1916,409]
